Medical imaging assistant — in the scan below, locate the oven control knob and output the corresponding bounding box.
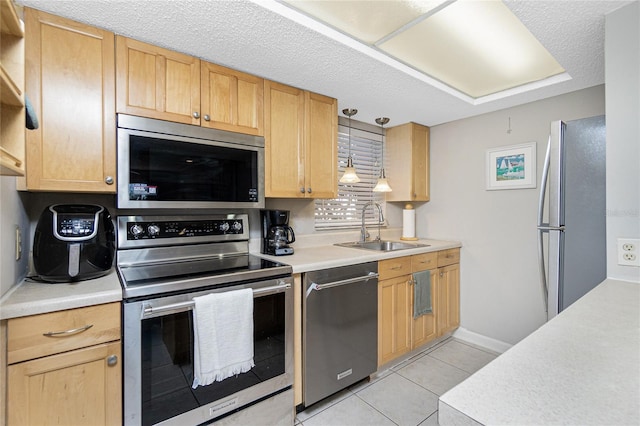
[219,222,230,232]
[130,224,144,237]
[147,225,160,236]
[232,221,242,232]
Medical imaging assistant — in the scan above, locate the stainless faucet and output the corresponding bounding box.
[361,202,384,242]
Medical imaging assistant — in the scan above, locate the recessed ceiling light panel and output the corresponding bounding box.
[280,0,566,99]
[378,0,566,97]
[284,0,445,44]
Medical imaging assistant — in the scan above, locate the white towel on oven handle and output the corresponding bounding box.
[192,288,255,388]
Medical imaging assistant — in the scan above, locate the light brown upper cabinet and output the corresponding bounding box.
[117,37,264,136]
[201,62,263,135]
[0,0,26,176]
[385,122,430,202]
[116,36,200,125]
[24,8,116,192]
[264,80,337,198]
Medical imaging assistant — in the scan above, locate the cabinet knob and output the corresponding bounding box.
[307,187,312,193]
[107,355,118,367]
[105,176,114,185]
[204,114,210,121]
[193,112,200,119]
[440,271,444,278]
[300,187,305,194]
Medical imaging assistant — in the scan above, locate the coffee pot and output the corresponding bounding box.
[261,210,295,256]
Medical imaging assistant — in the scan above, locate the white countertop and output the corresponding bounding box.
[255,238,461,274]
[0,269,122,320]
[0,237,460,319]
[438,278,640,426]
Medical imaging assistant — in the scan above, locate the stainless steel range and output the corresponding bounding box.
[116,214,294,426]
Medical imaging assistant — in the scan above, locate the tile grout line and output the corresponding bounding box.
[352,391,402,426]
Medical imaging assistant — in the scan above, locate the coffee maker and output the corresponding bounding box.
[261,210,295,256]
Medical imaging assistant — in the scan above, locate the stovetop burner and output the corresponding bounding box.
[116,214,292,299]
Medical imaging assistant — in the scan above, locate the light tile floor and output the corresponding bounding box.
[295,338,499,426]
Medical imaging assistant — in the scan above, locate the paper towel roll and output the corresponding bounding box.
[401,204,418,241]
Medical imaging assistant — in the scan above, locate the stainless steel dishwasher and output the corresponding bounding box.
[303,261,379,407]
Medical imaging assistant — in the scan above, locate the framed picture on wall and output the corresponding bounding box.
[486,142,537,190]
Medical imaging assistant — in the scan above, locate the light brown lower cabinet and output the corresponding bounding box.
[6,303,121,426]
[378,249,460,367]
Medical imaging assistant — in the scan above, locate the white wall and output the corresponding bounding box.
[0,176,30,297]
[605,1,640,282]
[421,86,606,346]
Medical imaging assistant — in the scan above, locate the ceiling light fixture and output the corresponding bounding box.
[340,108,360,183]
[372,117,392,192]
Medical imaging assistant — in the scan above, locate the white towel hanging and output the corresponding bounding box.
[192,288,255,388]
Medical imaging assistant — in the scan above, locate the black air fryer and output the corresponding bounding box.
[33,204,115,283]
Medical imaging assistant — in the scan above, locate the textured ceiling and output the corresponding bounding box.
[18,0,632,128]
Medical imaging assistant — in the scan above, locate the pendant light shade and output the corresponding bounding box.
[373,117,392,192]
[340,108,360,183]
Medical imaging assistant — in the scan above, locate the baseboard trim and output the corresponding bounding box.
[452,327,512,354]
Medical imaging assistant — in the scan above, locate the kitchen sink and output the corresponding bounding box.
[334,240,430,252]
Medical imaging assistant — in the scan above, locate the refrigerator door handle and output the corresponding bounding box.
[537,135,552,315]
[538,225,565,231]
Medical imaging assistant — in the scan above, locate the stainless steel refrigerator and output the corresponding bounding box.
[537,115,606,320]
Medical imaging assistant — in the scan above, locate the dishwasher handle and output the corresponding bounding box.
[306,272,379,298]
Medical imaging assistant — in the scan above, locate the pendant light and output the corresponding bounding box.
[373,117,392,192]
[340,108,360,183]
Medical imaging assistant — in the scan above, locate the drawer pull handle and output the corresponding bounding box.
[391,265,403,270]
[43,324,93,337]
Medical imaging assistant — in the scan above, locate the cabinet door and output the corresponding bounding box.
[116,36,200,125]
[411,269,438,349]
[201,61,264,136]
[437,263,460,336]
[24,9,116,192]
[411,123,430,201]
[264,80,305,197]
[385,122,430,202]
[304,91,337,198]
[8,341,122,426]
[378,275,412,366]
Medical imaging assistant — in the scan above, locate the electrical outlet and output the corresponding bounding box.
[617,238,640,266]
[15,226,22,261]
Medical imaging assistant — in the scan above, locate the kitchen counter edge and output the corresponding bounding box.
[438,278,640,425]
[0,269,122,320]
[253,239,461,274]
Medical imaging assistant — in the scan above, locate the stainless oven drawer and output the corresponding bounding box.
[213,388,293,426]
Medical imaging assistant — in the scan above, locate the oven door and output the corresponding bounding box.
[123,277,293,426]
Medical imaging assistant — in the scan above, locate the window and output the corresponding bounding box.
[315,118,386,229]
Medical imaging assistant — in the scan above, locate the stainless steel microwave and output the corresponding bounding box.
[117,114,265,209]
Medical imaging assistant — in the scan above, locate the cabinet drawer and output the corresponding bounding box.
[379,256,412,280]
[7,302,121,364]
[438,248,460,267]
[411,252,438,272]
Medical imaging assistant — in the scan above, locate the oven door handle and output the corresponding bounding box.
[140,281,291,319]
